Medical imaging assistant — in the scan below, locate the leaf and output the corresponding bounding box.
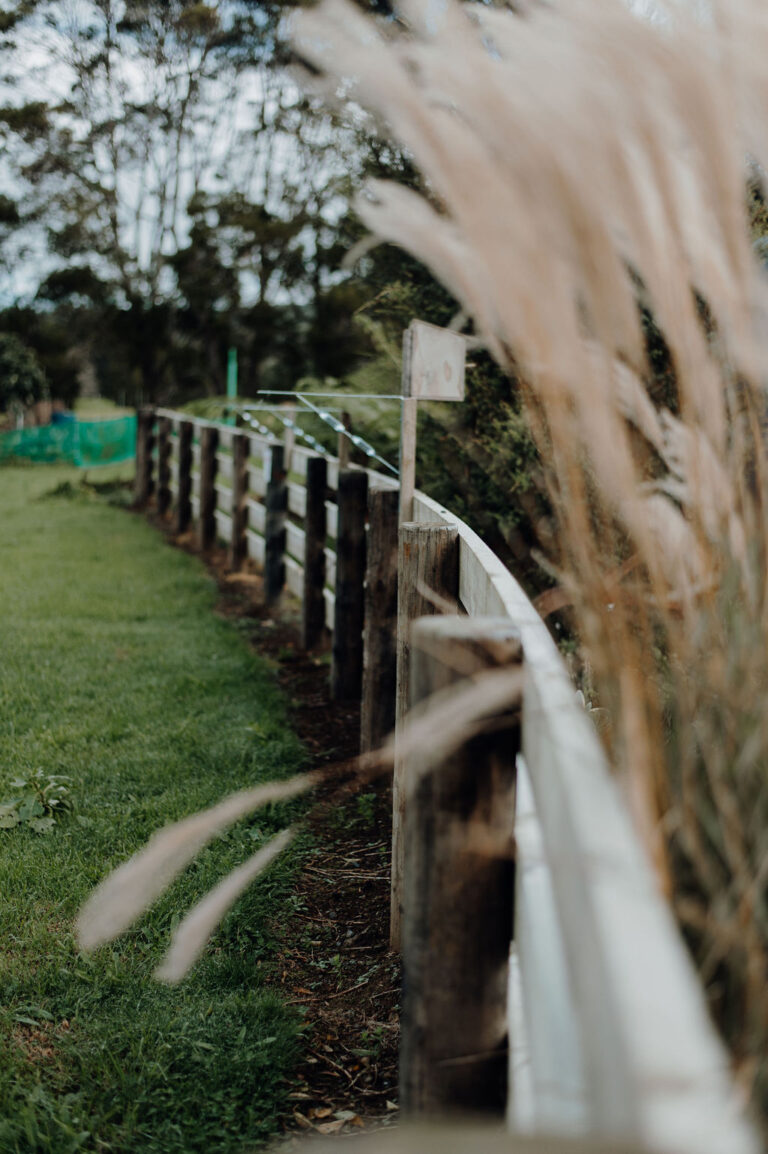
[20,1006,53,1021]
[154,827,295,983]
[0,812,19,830]
[17,798,42,822]
[77,773,315,952]
[316,1120,346,1135]
[29,816,56,834]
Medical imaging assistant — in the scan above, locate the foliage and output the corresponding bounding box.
[0,331,48,412]
[0,769,72,834]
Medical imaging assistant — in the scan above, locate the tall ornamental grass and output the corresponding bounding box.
[293,0,768,1121]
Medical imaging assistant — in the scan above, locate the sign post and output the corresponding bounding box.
[398,320,467,523]
[226,346,238,426]
[392,320,467,950]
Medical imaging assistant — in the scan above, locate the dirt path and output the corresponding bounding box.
[171,536,401,1144]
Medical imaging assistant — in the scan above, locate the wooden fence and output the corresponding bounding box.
[136,406,758,1154]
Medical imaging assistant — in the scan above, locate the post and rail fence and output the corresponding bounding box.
[133,404,758,1154]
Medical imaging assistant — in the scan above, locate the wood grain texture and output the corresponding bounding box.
[360,485,400,754]
[331,469,368,701]
[265,444,287,606]
[400,616,521,1116]
[173,419,193,534]
[302,455,327,650]
[391,521,459,950]
[337,410,352,469]
[134,407,156,507]
[228,432,249,570]
[197,426,219,551]
[156,417,172,516]
[399,397,417,524]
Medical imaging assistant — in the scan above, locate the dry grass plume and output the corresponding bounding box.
[293,0,768,1123]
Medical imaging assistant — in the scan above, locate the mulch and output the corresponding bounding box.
[157,525,400,1143]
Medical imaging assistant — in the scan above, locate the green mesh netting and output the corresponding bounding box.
[0,416,137,467]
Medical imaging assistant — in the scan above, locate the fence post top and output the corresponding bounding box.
[400,520,457,533]
[411,616,523,668]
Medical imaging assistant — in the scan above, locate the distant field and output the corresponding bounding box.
[74,397,134,420]
[0,466,306,1153]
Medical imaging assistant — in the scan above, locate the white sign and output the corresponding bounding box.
[406,320,466,402]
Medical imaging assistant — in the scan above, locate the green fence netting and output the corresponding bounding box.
[0,415,137,467]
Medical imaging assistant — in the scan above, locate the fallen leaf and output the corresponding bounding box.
[316,1120,345,1135]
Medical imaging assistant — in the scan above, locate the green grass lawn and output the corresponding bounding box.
[73,398,134,420]
[0,465,307,1153]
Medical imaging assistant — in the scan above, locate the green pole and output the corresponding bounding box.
[226,346,238,425]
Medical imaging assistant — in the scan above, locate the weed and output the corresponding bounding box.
[354,792,377,829]
[0,769,72,833]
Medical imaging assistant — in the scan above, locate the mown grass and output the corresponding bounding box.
[0,465,307,1153]
[73,398,134,420]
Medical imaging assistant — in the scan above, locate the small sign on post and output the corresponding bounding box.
[399,320,466,522]
[408,319,466,402]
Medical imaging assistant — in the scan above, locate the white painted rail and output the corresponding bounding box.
[410,490,757,1154]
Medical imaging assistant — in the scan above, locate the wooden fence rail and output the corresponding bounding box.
[134,407,758,1154]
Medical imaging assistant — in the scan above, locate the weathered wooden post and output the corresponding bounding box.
[197,425,219,551]
[302,455,328,649]
[360,485,400,753]
[282,402,296,472]
[337,410,352,469]
[134,406,156,507]
[332,469,368,701]
[228,431,249,570]
[391,521,459,950]
[174,419,193,535]
[156,416,172,517]
[265,443,287,606]
[400,615,521,1116]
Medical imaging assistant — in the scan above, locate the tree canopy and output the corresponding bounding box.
[0,331,48,411]
[0,0,361,403]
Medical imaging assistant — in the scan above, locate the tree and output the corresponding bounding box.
[0,332,48,413]
[0,0,358,401]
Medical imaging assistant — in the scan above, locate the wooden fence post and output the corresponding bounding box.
[302,455,327,650]
[197,426,219,551]
[134,406,156,507]
[156,416,172,517]
[391,521,459,950]
[174,419,193,535]
[265,444,287,606]
[282,402,296,472]
[332,469,368,701]
[360,485,400,753]
[337,410,352,469]
[400,615,521,1117]
[229,431,249,570]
